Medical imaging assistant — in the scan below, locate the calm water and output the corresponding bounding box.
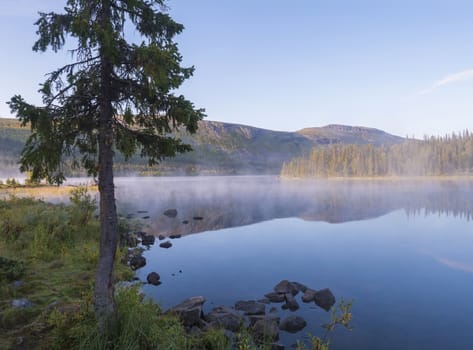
[113,176,473,349]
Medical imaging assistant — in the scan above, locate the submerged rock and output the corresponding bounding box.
[182,220,189,224]
[234,300,266,315]
[163,209,178,218]
[193,216,203,220]
[205,306,243,332]
[252,316,280,342]
[167,296,206,327]
[146,272,161,285]
[314,288,336,311]
[279,315,307,333]
[159,241,173,249]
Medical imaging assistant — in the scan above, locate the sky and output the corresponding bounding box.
[1,0,473,137]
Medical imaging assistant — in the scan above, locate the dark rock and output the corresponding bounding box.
[252,317,280,342]
[205,306,243,332]
[234,300,266,315]
[283,293,299,311]
[167,296,206,327]
[11,298,32,309]
[274,280,299,295]
[314,288,336,311]
[129,255,146,270]
[146,272,161,285]
[193,216,203,220]
[264,292,286,303]
[137,210,148,213]
[279,316,307,333]
[271,343,285,350]
[159,241,173,249]
[301,288,317,303]
[158,235,165,240]
[163,209,178,218]
[141,216,150,219]
[141,234,155,246]
[258,298,271,304]
[169,234,182,239]
[182,220,189,224]
[292,282,308,293]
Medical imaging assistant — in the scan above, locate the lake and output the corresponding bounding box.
[112,176,473,349]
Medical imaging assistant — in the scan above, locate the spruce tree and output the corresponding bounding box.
[9,0,204,328]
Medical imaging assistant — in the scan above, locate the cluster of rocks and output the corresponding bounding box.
[166,280,336,348]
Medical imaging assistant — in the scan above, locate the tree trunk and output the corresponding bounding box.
[94,0,118,331]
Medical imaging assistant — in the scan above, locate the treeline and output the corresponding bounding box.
[281,131,473,177]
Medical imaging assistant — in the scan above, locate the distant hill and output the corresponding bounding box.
[0,118,404,176]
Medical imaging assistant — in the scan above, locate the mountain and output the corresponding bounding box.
[0,118,404,176]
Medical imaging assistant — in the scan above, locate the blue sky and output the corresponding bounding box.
[1,0,473,137]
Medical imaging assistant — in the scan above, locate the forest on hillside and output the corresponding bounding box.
[281,131,473,178]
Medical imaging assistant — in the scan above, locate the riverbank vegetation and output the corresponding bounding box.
[281,131,473,178]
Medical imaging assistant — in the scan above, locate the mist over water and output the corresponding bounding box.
[108,176,473,349]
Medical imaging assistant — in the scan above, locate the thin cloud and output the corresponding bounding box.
[419,69,473,95]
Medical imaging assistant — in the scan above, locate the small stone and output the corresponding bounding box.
[141,234,155,246]
[264,292,286,303]
[301,288,317,303]
[141,216,150,219]
[252,317,280,342]
[163,209,178,218]
[274,280,299,295]
[182,220,189,224]
[129,255,146,270]
[169,234,182,239]
[158,235,165,240]
[193,216,203,220]
[205,306,243,332]
[283,293,299,311]
[147,272,161,285]
[160,241,172,249]
[167,296,206,327]
[314,288,336,311]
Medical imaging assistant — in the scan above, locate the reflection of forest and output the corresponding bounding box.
[116,178,473,237]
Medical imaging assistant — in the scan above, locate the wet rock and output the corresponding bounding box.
[234,300,266,315]
[182,220,189,224]
[141,216,150,219]
[292,282,308,293]
[137,210,148,213]
[129,255,146,270]
[283,293,299,311]
[301,288,317,303]
[163,209,178,218]
[252,317,280,342]
[314,288,336,311]
[193,216,203,220]
[264,292,286,303]
[11,298,32,309]
[169,234,182,239]
[279,316,307,333]
[159,241,172,249]
[147,272,161,285]
[274,280,299,296]
[141,234,155,246]
[167,296,206,327]
[158,235,165,240]
[205,306,243,332]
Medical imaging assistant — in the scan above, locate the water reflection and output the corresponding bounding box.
[114,176,473,237]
